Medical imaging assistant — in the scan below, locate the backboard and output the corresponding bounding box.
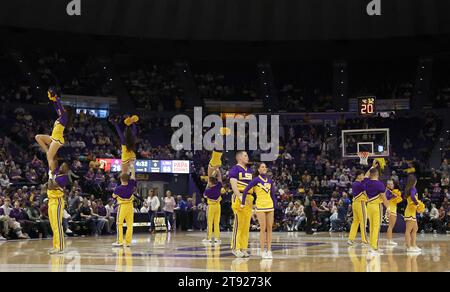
[341,128,390,159]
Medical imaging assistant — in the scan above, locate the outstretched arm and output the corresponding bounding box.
[113,123,126,145]
[364,160,378,178]
[51,94,68,127]
[131,123,138,138]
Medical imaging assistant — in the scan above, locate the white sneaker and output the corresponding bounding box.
[65,228,73,234]
[112,242,123,247]
[202,238,211,244]
[0,236,6,241]
[261,250,268,259]
[124,243,132,248]
[369,248,383,255]
[241,250,250,258]
[266,250,273,259]
[361,242,369,247]
[412,246,422,252]
[347,240,355,246]
[214,239,221,244]
[407,247,420,253]
[232,249,245,258]
[387,240,398,246]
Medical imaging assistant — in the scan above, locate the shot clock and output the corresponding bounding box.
[358,96,376,116]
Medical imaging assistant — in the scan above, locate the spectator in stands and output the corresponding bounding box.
[79,198,97,236]
[105,199,114,213]
[9,201,33,238]
[140,202,149,213]
[0,197,28,239]
[429,204,442,232]
[317,201,331,231]
[197,197,207,231]
[95,199,113,234]
[91,201,107,235]
[445,188,450,200]
[443,198,449,211]
[391,171,399,184]
[25,201,50,238]
[437,207,448,234]
[0,174,11,188]
[147,189,160,233]
[441,175,449,187]
[175,195,188,231]
[284,202,296,231]
[330,200,347,232]
[186,197,194,231]
[440,159,449,174]
[68,190,81,215]
[293,201,306,231]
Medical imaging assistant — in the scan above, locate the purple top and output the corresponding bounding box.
[97,206,107,216]
[9,208,28,221]
[242,175,277,206]
[204,182,222,201]
[113,179,136,200]
[409,187,419,205]
[52,96,68,127]
[228,164,253,191]
[53,167,69,189]
[94,174,105,183]
[365,179,385,200]
[352,178,369,199]
[385,189,394,200]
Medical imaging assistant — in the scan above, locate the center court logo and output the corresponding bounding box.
[171,107,279,161]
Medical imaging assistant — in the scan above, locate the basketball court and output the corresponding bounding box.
[0,232,448,272]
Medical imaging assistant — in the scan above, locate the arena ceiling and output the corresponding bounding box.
[1,0,450,41]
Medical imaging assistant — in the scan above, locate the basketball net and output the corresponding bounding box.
[358,151,370,166]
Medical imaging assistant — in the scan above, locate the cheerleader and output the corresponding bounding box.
[110,115,139,174]
[385,179,402,246]
[404,175,425,253]
[202,149,223,244]
[241,163,277,259]
[35,89,72,176]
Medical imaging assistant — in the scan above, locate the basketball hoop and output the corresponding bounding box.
[358,151,370,166]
